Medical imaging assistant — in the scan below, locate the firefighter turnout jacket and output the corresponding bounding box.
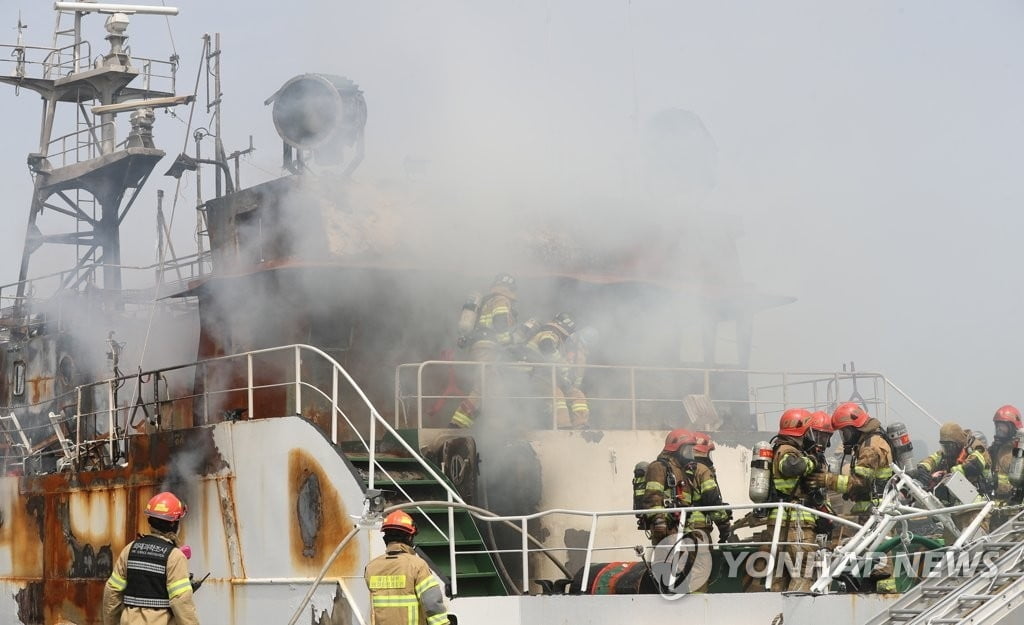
[770,440,818,524]
[365,542,450,625]
[102,530,199,625]
[642,452,686,525]
[918,441,993,503]
[678,459,730,533]
[989,439,1015,500]
[474,287,518,346]
[820,421,894,516]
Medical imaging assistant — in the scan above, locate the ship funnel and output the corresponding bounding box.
[266,74,367,173]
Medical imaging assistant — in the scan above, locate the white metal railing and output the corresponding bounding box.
[377,491,1000,598]
[0,256,206,324]
[395,360,941,433]
[0,42,176,93]
[0,345,466,579]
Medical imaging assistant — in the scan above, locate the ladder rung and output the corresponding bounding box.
[996,572,1024,579]
[927,620,961,624]
[983,542,1023,548]
[888,609,923,617]
[957,594,993,602]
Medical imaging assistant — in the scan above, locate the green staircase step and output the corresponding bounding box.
[340,431,508,598]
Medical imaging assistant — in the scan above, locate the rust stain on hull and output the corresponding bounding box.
[288,448,357,576]
[0,427,231,624]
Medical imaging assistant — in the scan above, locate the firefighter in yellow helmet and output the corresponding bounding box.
[450,273,519,428]
[365,511,451,625]
[912,422,992,534]
[103,492,200,625]
[525,313,589,428]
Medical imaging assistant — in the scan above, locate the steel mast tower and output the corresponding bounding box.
[0,2,188,305]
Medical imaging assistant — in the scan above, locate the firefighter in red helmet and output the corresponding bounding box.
[808,402,893,522]
[365,510,451,625]
[990,405,1022,504]
[641,428,698,545]
[762,408,819,592]
[103,491,200,625]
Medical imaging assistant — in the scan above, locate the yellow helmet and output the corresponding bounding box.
[939,422,967,445]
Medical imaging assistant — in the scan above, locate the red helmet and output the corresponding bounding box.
[382,510,417,536]
[808,411,834,434]
[832,402,870,430]
[663,428,698,452]
[994,405,1023,429]
[145,492,187,522]
[694,433,716,455]
[779,408,812,437]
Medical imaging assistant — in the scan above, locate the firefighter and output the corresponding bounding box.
[911,422,992,533]
[642,428,697,545]
[764,408,819,592]
[450,273,519,428]
[807,403,893,523]
[989,405,1022,504]
[103,491,200,625]
[365,510,451,625]
[802,411,837,542]
[525,313,589,428]
[689,433,732,544]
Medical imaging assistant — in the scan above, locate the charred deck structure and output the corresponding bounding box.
[1,5,995,625]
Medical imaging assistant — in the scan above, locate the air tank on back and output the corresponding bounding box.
[267,73,367,172]
[886,422,914,469]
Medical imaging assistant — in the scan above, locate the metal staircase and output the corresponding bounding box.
[343,429,508,598]
[866,508,1024,625]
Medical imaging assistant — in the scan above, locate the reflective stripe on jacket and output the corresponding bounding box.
[769,441,817,523]
[365,542,450,625]
[676,461,729,529]
[102,529,200,625]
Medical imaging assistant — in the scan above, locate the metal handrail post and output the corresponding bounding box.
[75,386,82,470]
[246,353,254,420]
[764,503,785,591]
[448,491,458,597]
[294,346,302,415]
[521,517,530,594]
[107,381,115,463]
[368,402,377,491]
[417,363,425,428]
[331,367,339,444]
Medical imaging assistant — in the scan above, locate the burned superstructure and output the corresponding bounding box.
[0,5,971,625]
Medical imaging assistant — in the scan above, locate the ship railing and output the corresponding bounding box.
[46,121,116,165]
[0,256,205,318]
[0,41,91,80]
[376,496,994,598]
[19,345,465,565]
[395,360,941,434]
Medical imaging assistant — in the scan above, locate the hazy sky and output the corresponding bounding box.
[2,1,1022,435]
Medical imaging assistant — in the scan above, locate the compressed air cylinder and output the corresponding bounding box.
[1008,429,1024,486]
[886,422,914,469]
[749,441,773,503]
[457,291,482,339]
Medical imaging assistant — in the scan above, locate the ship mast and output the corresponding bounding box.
[0,2,189,308]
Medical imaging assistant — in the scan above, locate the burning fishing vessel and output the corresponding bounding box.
[0,4,1022,625]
